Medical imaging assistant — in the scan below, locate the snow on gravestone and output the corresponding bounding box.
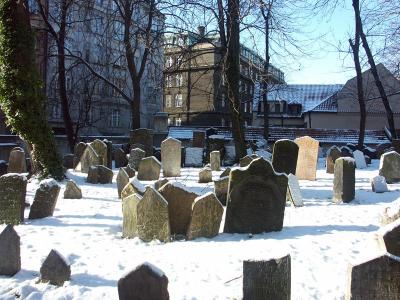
[114,148,128,168]
[294,136,319,181]
[130,128,154,157]
[40,249,71,286]
[161,137,181,177]
[29,179,61,219]
[122,193,142,238]
[118,263,169,300]
[7,148,26,173]
[286,174,303,207]
[185,147,203,167]
[214,176,229,205]
[376,219,400,257]
[137,156,161,181]
[0,174,26,225]
[224,158,288,234]
[121,176,146,199]
[76,144,101,173]
[272,139,299,175]
[198,166,212,183]
[63,179,82,199]
[117,168,130,198]
[128,148,146,170]
[210,151,221,171]
[326,146,342,174]
[0,225,20,276]
[346,254,400,300]
[90,139,108,167]
[379,151,400,183]
[333,157,355,204]
[371,176,389,193]
[353,150,367,169]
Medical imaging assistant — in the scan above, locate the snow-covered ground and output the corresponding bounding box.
[1,159,399,300]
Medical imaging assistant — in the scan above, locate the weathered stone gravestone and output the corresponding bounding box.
[371,176,389,193]
[102,139,113,169]
[187,192,223,240]
[117,168,130,198]
[220,167,231,178]
[161,137,181,177]
[333,157,355,203]
[0,174,26,225]
[130,128,154,157]
[193,131,206,148]
[346,254,400,300]
[224,158,288,234]
[0,225,20,276]
[138,156,161,181]
[76,144,101,173]
[64,180,82,199]
[128,148,146,170]
[198,166,212,183]
[90,139,108,167]
[122,193,142,238]
[185,147,203,167]
[40,249,71,286]
[123,165,136,178]
[210,151,221,171]
[272,139,299,175]
[159,183,198,236]
[154,178,169,191]
[87,165,113,184]
[240,155,255,168]
[295,136,319,181]
[376,220,400,257]
[137,187,170,242]
[286,174,303,207]
[353,150,367,169]
[379,151,400,183]
[214,176,229,205]
[29,179,60,219]
[326,146,342,174]
[118,263,169,300]
[114,148,128,168]
[121,176,146,199]
[73,142,87,168]
[7,148,26,173]
[243,255,291,300]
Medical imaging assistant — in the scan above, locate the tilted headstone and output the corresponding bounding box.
[326,146,342,174]
[187,192,223,240]
[243,255,291,300]
[185,147,203,167]
[379,151,400,183]
[118,263,169,300]
[87,165,113,184]
[123,165,136,178]
[114,148,128,168]
[220,167,231,178]
[159,183,198,236]
[353,150,367,169]
[376,220,400,257]
[76,144,101,173]
[333,157,355,203]
[90,139,108,167]
[122,193,142,238]
[272,139,299,175]
[210,151,221,171]
[214,176,229,206]
[7,148,26,173]
[286,174,303,207]
[73,142,87,168]
[161,137,181,177]
[371,176,389,193]
[117,168,130,198]
[130,128,154,157]
[29,179,61,219]
[346,254,400,300]
[102,139,113,169]
[64,179,82,199]
[154,178,169,191]
[295,136,319,181]
[121,176,146,199]
[137,186,170,242]
[0,174,26,225]
[224,158,288,234]
[0,225,20,276]
[198,166,212,183]
[138,156,161,181]
[128,148,146,170]
[40,249,71,286]
[193,131,206,148]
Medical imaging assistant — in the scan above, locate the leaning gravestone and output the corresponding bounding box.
[0,225,20,276]
[118,263,169,300]
[295,136,319,181]
[0,174,26,225]
[210,151,221,171]
[214,176,229,205]
[128,148,146,170]
[333,157,355,203]
[121,176,146,199]
[353,150,367,169]
[379,151,400,183]
[376,220,400,257]
[224,158,288,234]
[286,174,303,207]
[130,128,154,157]
[7,148,26,173]
[138,156,161,181]
[272,139,299,175]
[64,180,82,199]
[136,187,170,242]
[243,255,291,300]
[347,254,400,300]
[114,148,128,168]
[371,176,389,193]
[90,139,108,167]
[187,192,223,240]
[77,144,101,173]
[122,193,142,238]
[40,249,71,286]
[29,179,61,219]
[117,168,130,198]
[185,147,203,167]
[73,142,87,168]
[326,146,342,174]
[161,137,181,177]
[159,183,198,236]
[198,166,212,183]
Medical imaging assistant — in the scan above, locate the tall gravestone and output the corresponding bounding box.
[353,150,367,169]
[272,139,299,175]
[29,179,61,219]
[0,174,27,225]
[379,151,400,183]
[286,174,303,207]
[161,137,181,177]
[138,156,161,181]
[210,151,221,171]
[185,147,203,167]
[130,128,154,157]
[224,158,288,234]
[0,225,20,276]
[295,136,319,181]
[129,148,146,170]
[90,139,108,167]
[333,157,355,203]
[122,193,142,238]
[102,139,113,169]
[7,148,26,173]
[326,146,341,174]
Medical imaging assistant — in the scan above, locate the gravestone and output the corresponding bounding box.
[86,166,99,184]
[159,183,198,236]
[240,155,255,168]
[121,176,146,199]
[102,139,113,169]
[115,148,128,168]
[193,131,206,148]
[62,154,74,169]
[154,178,169,191]
[73,142,87,168]
[130,128,154,157]
[90,139,108,167]
[220,167,231,178]
[333,157,355,203]
[128,148,146,170]
[243,255,291,300]
[7,148,26,173]
[0,225,20,276]
[224,158,288,234]
[161,137,181,177]
[210,151,221,171]
[0,174,26,225]
[185,147,203,167]
[364,155,371,165]
[326,146,342,174]
[198,167,212,183]
[40,249,71,286]
[77,144,101,173]
[286,174,303,207]
[347,254,400,300]
[122,193,142,238]
[371,176,389,193]
[214,176,229,206]
[187,192,223,240]
[341,146,353,157]
[118,263,169,300]
[272,139,299,175]
[295,136,319,181]
[376,220,400,256]
[136,187,170,242]
[224,145,236,165]
[123,165,136,178]
[29,179,61,219]
[379,151,400,183]
[138,156,161,181]
[64,180,82,199]
[87,165,113,184]
[353,150,367,169]
[117,168,130,198]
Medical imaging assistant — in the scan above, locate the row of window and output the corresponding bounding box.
[165,74,184,88]
[165,94,183,108]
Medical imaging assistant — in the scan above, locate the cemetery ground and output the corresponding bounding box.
[0,159,399,299]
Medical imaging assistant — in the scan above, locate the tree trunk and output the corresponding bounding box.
[132,82,141,129]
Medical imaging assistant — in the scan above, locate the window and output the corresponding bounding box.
[176,74,183,87]
[110,110,120,127]
[165,95,172,108]
[166,75,173,88]
[175,117,182,126]
[166,56,173,67]
[175,94,183,107]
